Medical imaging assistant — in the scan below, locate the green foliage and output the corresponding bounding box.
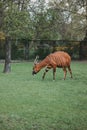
[4,10,32,39]
[0,62,87,130]
[33,8,61,40]
[0,32,5,40]
[0,0,87,41]
[52,41,80,59]
[35,47,50,59]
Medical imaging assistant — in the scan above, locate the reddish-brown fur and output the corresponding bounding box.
[32,51,73,80]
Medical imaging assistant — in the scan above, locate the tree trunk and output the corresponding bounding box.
[3,37,11,73]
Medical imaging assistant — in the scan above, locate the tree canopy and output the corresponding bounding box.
[0,0,87,40]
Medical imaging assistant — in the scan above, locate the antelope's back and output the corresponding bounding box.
[49,51,71,67]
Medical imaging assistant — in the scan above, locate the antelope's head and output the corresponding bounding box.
[32,55,40,75]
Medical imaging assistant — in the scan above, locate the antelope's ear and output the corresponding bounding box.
[34,55,39,65]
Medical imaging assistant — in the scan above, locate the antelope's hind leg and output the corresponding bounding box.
[68,66,73,78]
[63,67,67,80]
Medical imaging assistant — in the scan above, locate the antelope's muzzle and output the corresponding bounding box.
[32,71,37,75]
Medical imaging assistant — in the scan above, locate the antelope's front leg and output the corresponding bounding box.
[53,68,56,80]
[42,67,49,80]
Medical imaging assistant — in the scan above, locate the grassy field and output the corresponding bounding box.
[0,61,87,130]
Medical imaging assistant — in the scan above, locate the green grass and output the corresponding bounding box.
[0,61,87,130]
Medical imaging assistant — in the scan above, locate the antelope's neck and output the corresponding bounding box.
[38,58,49,68]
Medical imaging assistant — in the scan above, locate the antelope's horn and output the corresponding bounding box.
[34,55,39,64]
